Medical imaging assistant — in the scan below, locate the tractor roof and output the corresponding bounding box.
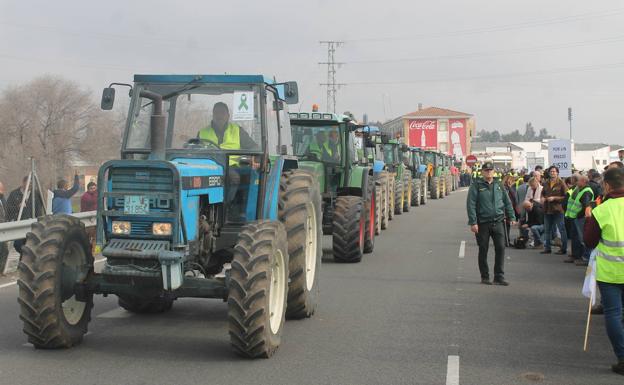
[408,146,423,152]
[134,74,275,85]
[289,111,348,124]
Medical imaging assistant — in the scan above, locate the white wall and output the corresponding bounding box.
[574,146,611,171]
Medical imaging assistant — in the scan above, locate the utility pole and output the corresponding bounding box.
[319,41,345,113]
[568,107,573,141]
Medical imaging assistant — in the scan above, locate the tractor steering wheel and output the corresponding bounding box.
[184,138,221,150]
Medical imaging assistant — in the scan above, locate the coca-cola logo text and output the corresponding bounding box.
[409,120,436,130]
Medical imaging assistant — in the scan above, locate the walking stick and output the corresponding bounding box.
[583,291,593,351]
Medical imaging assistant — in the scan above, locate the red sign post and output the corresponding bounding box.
[466,154,478,167]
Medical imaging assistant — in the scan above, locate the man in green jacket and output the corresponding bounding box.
[467,161,517,285]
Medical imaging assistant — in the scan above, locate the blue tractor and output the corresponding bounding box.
[17,75,323,358]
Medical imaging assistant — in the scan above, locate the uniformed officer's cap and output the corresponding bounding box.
[482,161,494,170]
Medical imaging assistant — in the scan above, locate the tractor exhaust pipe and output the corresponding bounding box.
[140,90,166,160]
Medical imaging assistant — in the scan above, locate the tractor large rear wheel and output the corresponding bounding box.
[228,221,289,358]
[378,173,389,230]
[403,170,412,212]
[411,177,421,207]
[363,177,376,254]
[333,196,365,263]
[431,177,440,199]
[394,177,404,215]
[420,176,428,205]
[18,215,94,349]
[388,177,395,221]
[374,178,383,235]
[278,169,322,320]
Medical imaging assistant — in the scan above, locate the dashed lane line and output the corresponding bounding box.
[0,258,106,290]
[446,355,460,385]
[458,241,465,259]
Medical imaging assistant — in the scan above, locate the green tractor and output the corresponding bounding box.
[405,147,428,206]
[380,138,411,216]
[289,111,377,263]
[17,74,323,359]
[441,154,452,196]
[424,150,446,199]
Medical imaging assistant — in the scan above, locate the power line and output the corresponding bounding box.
[319,41,344,113]
[346,35,624,64]
[343,61,624,86]
[345,7,624,43]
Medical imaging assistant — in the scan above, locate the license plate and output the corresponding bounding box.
[124,195,149,214]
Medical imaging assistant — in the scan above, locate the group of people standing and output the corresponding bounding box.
[467,155,624,375]
[0,174,98,275]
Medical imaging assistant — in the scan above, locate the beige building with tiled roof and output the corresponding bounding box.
[382,106,475,162]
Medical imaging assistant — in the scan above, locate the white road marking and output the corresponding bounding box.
[458,241,465,259]
[0,281,17,289]
[97,307,133,319]
[1,257,106,290]
[446,355,460,385]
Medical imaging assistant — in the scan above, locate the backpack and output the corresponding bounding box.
[514,236,528,249]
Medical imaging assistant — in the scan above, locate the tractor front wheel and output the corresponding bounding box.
[228,221,289,358]
[18,215,94,349]
[431,177,440,200]
[394,177,404,215]
[403,170,412,212]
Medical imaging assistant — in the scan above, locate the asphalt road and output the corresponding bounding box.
[0,188,618,385]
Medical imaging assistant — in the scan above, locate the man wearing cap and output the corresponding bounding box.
[467,161,517,285]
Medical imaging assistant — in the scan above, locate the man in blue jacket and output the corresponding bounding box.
[467,162,516,285]
[52,172,80,214]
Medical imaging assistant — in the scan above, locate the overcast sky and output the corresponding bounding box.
[1,0,623,144]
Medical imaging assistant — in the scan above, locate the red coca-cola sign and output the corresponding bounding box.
[408,119,437,149]
[409,120,437,130]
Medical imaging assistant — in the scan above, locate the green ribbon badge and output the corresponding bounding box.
[238,93,249,111]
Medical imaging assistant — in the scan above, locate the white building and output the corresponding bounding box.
[470,141,613,171]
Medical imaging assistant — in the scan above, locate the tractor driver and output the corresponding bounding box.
[198,102,256,153]
[197,102,257,222]
[327,129,341,163]
[308,131,331,161]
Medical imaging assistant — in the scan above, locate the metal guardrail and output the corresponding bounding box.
[0,211,96,243]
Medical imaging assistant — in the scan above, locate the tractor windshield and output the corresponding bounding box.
[382,144,396,164]
[124,83,262,152]
[290,123,342,164]
[425,152,435,164]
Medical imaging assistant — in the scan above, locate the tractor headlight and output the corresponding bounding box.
[152,222,172,236]
[111,221,131,235]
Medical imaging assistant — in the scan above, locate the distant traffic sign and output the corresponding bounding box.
[466,155,478,166]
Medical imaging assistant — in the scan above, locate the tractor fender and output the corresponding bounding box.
[338,166,370,198]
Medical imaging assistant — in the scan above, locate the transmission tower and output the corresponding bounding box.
[319,41,345,113]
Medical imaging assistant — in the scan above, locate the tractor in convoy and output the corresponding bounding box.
[380,137,411,215]
[424,150,446,199]
[17,74,323,359]
[289,111,377,262]
[356,125,390,234]
[405,147,428,206]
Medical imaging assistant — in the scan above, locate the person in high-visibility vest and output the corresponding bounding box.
[584,167,624,375]
[307,131,335,162]
[198,102,257,220]
[564,175,593,264]
[198,102,257,164]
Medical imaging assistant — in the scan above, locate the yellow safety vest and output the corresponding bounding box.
[593,197,624,283]
[565,187,593,219]
[199,123,241,166]
[309,141,333,157]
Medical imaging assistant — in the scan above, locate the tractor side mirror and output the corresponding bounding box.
[400,144,409,152]
[101,87,115,110]
[283,81,299,105]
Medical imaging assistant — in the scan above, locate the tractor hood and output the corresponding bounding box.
[170,158,225,203]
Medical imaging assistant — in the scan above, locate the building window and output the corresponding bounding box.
[603,159,607,165]
[440,143,448,153]
[438,120,448,131]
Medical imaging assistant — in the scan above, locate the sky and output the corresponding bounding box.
[1,0,623,144]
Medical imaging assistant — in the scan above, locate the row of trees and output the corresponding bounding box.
[474,122,555,142]
[0,75,125,190]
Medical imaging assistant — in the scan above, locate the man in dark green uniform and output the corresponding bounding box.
[467,161,516,285]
